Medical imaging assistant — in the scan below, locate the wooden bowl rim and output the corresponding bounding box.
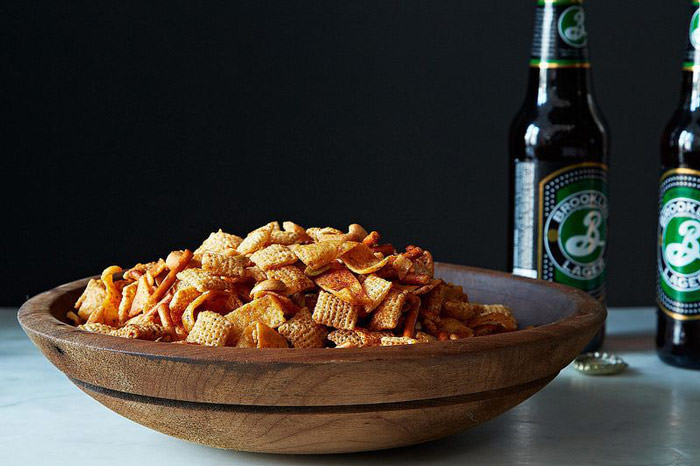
[18,263,605,365]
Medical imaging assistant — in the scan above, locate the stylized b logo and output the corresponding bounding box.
[564,10,586,43]
[565,211,605,258]
[559,6,588,48]
[665,219,700,268]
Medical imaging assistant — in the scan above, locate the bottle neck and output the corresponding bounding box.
[527,0,592,106]
[679,71,700,111]
[680,2,700,111]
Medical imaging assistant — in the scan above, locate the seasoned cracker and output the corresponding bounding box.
[289,240,348,270]
[362,274,393,313]
[250,244,298,271]
[115,323,166,341]
[224,295,287,343]
[327,328,390,347]
[314,267,369,306]
[194,229,243,257]
[266,265,315,294]
[277,308,328,348]
[340,243,391,274]
[312,291,359,330]
[176,268,238,292]
[369,289,408,331]
[201,251,249,278]
[185,311,233,346]
[380,336,419,346]
[75,278,107,321]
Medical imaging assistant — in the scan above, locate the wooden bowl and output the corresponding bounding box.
[18,263,604,454]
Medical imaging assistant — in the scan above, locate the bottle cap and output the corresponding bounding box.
[573,352,628,375]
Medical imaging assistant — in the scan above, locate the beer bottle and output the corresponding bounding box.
[657,0,700,369]
[509,0,609,351]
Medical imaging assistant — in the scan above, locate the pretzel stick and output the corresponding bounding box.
[157,303,174,333]
[402,273,431,285]
[147,249,192,310]
[66,311,82,326]
[402,295,420,338]
[371,244,395,256]
[362,231,380,247]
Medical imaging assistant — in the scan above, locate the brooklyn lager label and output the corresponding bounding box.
[658,168,700,320]
[530,0,590,69]
[513,161,607,300]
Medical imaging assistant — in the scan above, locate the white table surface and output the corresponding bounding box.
[1,307,698,466]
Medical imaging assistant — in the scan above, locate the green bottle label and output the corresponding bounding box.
[513,161,607,301]
[530,0,590,69]
[683,2,700,71]
[658,169,700,320]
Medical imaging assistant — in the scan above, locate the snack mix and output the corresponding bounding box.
[69,222,517,348]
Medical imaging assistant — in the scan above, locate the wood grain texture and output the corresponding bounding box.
[18,263,605,453]
[74,375,554,453]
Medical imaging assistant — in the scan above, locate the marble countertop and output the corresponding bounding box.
[1,307,698,465]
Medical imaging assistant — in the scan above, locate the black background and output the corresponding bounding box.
[3,1,688,306]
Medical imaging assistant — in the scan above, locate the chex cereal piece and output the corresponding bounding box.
[362,274,393,313]
[327,328,390,348]
[237,226,272,255]
[289,240,356,270]
[78,322,118,335]
[277,309,328,348]
[312,291,359,330]
[314,268,369,306]
[194,229,243,257]
[439,317,474,338]
[442,301,479,322]
[224,294,287,343]
[176,268,238,292]
[115,323,166,341]
[245,266,268,282]
[250,244,299,271]
[306,227,346,242]
[270,230,306,245]
[266,265,315,294]
[340,243,391,274]
[201,251,249,278]
[75,278,106,321]
[369,289,408,331]
[380,336,419,346]
[185,311,233,346]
